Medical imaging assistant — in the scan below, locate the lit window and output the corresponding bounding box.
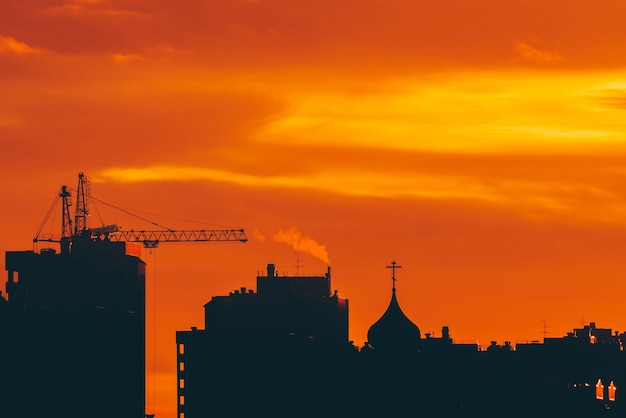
[609,381,617,402]
[596,379,604,400]
[179,362,185,372]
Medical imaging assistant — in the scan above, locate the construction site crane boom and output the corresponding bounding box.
[89,225,247,248]
[34,172,247,251]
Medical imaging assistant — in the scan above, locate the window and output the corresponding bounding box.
[596,379,604,400]
[609,381,617,402]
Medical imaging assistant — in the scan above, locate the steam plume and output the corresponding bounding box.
[253,228,267,242]
[273,227,330,264]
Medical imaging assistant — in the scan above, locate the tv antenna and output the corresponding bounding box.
[294,252,302,276]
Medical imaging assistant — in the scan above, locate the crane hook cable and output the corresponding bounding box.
[33,187,65,241]
[70,190,175,231]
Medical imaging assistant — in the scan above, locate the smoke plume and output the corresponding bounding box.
[253,228,267,242]
[273,227,330,265]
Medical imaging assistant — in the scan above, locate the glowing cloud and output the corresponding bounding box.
[0,36,40,54]
[515,42,564,64]
[112,53,145,63]
[273,227,330,265]
[588,88,626,110]
[44,0,147,17]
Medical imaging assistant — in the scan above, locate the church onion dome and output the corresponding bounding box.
[367,262,421,352]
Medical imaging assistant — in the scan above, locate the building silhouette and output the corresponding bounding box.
[1,238,145,418]
[175,262,625,417]
[176,263,350,417]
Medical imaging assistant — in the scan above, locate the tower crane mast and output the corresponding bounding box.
[74,172,90,236]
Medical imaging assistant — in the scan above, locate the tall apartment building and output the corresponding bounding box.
[2,238,146,418]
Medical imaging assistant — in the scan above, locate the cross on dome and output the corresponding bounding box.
[386,260,402,291]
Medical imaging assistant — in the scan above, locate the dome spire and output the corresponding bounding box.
[386,260,402,292]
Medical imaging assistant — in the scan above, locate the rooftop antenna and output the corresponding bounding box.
[294,252,302,276]
[386,260,402,291]
[542,319,549,340]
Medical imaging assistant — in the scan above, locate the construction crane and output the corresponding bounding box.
[34,172,247,253]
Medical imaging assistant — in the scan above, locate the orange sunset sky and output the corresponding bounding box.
[3,1,626,416]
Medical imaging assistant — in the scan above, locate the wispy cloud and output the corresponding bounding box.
[0,36,42,55]
[0,112,22,128]
[95,165,501,200]
[588,88,626,110]
[45,0,149,18]
[112,53,145,63]
[514,42,564,64]
[94,163,626,226]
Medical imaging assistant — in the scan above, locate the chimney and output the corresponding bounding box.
[267,263,276,278]
[442,326,450,341]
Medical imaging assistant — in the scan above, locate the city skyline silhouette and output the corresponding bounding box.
[3,235,625,416]
[3,2,626,416]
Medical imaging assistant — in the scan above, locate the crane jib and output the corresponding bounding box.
[93,229,248,244]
